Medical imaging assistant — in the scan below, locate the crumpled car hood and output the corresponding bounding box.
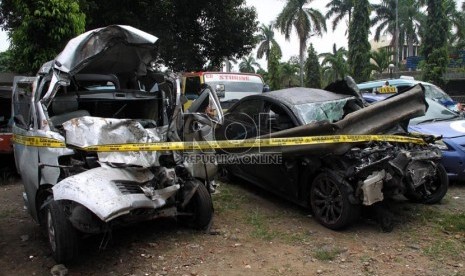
[63,116,167,167]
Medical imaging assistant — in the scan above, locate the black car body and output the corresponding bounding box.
[215,80,448,230]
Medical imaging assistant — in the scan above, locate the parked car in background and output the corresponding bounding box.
[182,72,265,110]
[358,78,461,112]
[12,25,217,263]
[0,86,14,169]
[408,99,465,182]
[215,79,448,231]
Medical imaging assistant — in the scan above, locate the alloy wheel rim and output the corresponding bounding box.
[313,176,343,224]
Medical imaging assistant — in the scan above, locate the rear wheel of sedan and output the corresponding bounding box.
[405,163,448,204]
[310,172,359,230]
[183,181,213,230]
[46,200,79,263]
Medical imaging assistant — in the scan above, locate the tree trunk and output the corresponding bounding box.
[299,38,305,86]
[407,34,414,58]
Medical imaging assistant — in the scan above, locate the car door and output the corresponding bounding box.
[11,76,41,219]
[254,100,300,199]
[216,99,264,182]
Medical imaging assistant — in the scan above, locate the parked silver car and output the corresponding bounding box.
[12,25,221,263]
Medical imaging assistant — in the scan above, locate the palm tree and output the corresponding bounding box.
[372,0,422,63]
[319,43,349,83]
[276,0,327,86]
[370,48,392,75]
[239,55,261,73]
[256,23,282,70]
[325,0,354,33]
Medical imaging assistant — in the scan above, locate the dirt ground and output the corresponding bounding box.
[1,175,465,276]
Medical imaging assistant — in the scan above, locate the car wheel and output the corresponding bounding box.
[405,163,448,204]
[310,172,359,230]
[183,181,213,229]
[46,200,79,263]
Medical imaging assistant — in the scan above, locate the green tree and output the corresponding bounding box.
[256,68,269,84]
[421,0,449,86]
[372,0,422,63]
[276,0,326,86]
[0,50,14,72]
[279,60,299,88]
[1,0,85,74]
[325,0,353,33]
[239,55,261,73]
[320,44,349,84]
[77,0,258,71]
[348,0,371,83]
[256,23,282,71]
[304,44,322,88]
[268,46,282,90]
[370,48,392,75]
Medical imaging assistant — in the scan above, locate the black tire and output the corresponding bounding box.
[310,172,359,230]
[405,163,448,204]
[46,200,79,263]
[183,181,213,229]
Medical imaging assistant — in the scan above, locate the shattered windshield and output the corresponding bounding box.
[295,97,354,124]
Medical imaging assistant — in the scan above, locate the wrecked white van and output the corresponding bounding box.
[12,25,220,263]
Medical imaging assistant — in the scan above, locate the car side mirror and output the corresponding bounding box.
[180,95,188,105]
[263,84,270,92]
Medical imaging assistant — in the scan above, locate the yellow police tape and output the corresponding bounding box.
[12,133,426,152]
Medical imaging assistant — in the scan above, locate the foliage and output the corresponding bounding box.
[276,0,326,86]
[0,50,14,72]
[348,0,371,82]
[78,0,258,71]
[370,48,392,75]
[1,0,85,74]
[280,60,299,88]
[256,23,281,71]
[421,0,449,86]
[256,68,269,84]
[320,43,349,84]
[372,0,422,63]
[304,44,322,88]
[268,46,282,90]
[325,0,353,32]
[239,55,261,73]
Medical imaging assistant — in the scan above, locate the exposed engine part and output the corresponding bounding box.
[361,170,385,205]
[406,160,437,189]
[152,167,176,189]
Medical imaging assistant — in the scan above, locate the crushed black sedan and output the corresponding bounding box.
[215,78,448,230]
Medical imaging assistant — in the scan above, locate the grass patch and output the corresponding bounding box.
[0,208,16,219]
[436,213,465,233]
[313,246,343,261]
[423,239,463,260]
[246,209,277,241]
[213,183,247,214]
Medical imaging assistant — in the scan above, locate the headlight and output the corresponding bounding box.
[434,140,449,150]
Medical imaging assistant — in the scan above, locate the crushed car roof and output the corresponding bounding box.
[260,87,352,106]
[53,25,158,75]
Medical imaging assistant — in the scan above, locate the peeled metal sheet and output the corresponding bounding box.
[63,116,167,167]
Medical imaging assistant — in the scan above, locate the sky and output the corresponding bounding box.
[0,0,463,68]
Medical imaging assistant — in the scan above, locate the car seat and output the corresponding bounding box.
[50,96,90,126]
